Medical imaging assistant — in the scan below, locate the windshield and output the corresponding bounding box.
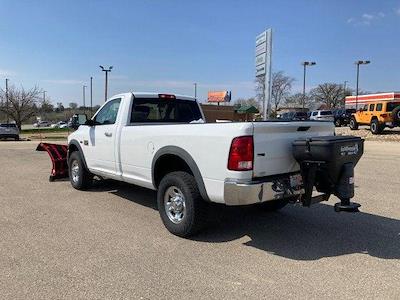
[386,102,400,112]
[320,110,332,115]
[130,98,202,123]
[0,124,17,128]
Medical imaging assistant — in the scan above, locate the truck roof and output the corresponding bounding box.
[132,92,196,101]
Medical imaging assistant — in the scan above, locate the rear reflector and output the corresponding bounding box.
[381,114,388,118]
[228,136,254,171]
[159,94,176,99]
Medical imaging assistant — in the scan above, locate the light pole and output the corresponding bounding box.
[43,90,47,102]
[82,85,87,108]
[193,83,197,98]
[355,60,370,110]
[301,61,316,109]
[5,78,9,123]
[90,77,93,116]
[343,80,348,102]
[99,65,113,102]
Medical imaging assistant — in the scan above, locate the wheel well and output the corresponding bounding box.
[371,116,378,122]
[68,143,79,154]
[153,154,193,188]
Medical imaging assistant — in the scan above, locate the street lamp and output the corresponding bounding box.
[193,83,197,99]
[5,78,9,123]
[82,85,87,108]
[90,77,93,116]
[354,60,370,110]
[301,61,316,109]
[99,65,113,102]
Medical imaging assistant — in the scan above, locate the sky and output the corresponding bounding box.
[0,0,400,106]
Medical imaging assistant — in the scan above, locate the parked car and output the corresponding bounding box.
[33,121,51,127]
[309,110,334,121]
[279,111,308,121]
[333,108,356,127]
[51,121,68,129]
[350,100,400,134]
[0,123,20,140]
[37,92,363,237]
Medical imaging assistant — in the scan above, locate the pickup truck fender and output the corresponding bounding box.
[67,139,88,169]
[151,146,210,202]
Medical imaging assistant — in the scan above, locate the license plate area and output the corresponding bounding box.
[290,173,303,189]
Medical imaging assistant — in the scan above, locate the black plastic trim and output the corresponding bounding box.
[152,146,210,202]
[68,139,88,169]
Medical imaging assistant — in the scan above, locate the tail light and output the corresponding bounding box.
[159,94,176,99]
[228,136,254,171]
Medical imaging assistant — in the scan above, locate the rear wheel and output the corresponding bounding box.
[370,119,384,134]
[334,119,342,127]
[349,117,359,130]
[157,171,208,237]
[68,151,92,190]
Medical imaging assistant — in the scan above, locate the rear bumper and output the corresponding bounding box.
[224,173,304,206]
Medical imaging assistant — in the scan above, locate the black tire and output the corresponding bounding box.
[258,198,290,212]
[392,106,400,124]
[157,171,208,237]
[370,119,384,135]
[68,151,92,190]
[14,136,19,141]
[349,117,359,130]
[334,118,342,127]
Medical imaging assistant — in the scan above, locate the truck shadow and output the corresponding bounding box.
[90,180,400,261]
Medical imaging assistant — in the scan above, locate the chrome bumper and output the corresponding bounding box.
[224,173,304,206]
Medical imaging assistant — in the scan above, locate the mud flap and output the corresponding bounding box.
[36,143,68,181]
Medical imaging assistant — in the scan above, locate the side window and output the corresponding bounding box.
[312,112,318,116]
[94,99,121,125]
[369,104,375,111]
[363,104,368,111]
[376,103,382,111]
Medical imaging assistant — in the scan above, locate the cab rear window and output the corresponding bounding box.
[130,98,202,123]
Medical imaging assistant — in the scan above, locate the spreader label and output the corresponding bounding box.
[340,143,359,156]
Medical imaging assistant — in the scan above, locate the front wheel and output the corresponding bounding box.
[68,151,92,190]
[370,119,384,135]
[157,171,208,237]
[349,117,359,130]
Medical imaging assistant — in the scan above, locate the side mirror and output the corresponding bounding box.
[69,114,88,130]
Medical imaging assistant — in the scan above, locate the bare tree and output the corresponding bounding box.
[271,71,294,112]
[234,97,260,110]
[255,71,295,114]
[310,83,345,109]
[0,85,42,130]
[285,92,313,108]
[69,102,78,110]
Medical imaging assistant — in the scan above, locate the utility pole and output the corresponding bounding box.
[83,85,87,108]
[355,60,370,110]
[99,65,113,102]
[90,77,93,116]
[301,61,316,109]
[43,90,46,102]
[5,78,9,123]
[194,83,197,98]
[343,80,348,100]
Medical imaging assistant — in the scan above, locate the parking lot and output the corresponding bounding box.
[0,140,399,299]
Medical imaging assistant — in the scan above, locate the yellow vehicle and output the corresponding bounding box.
[349,101,400,134]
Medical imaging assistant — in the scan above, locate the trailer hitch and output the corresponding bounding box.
[36,142,69,181]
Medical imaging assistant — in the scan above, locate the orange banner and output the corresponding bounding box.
[207,91,231,102]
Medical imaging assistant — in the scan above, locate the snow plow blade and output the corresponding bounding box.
[36,142,68,181]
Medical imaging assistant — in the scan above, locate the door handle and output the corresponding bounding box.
[104,132,112,137]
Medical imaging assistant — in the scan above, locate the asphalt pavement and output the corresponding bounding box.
[0,140,399,299]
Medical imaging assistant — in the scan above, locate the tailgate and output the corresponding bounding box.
[252,121,334,178]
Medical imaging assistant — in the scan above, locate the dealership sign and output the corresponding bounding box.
[255,28,272,120]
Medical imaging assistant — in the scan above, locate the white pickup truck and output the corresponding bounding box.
[65,92,363,237]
